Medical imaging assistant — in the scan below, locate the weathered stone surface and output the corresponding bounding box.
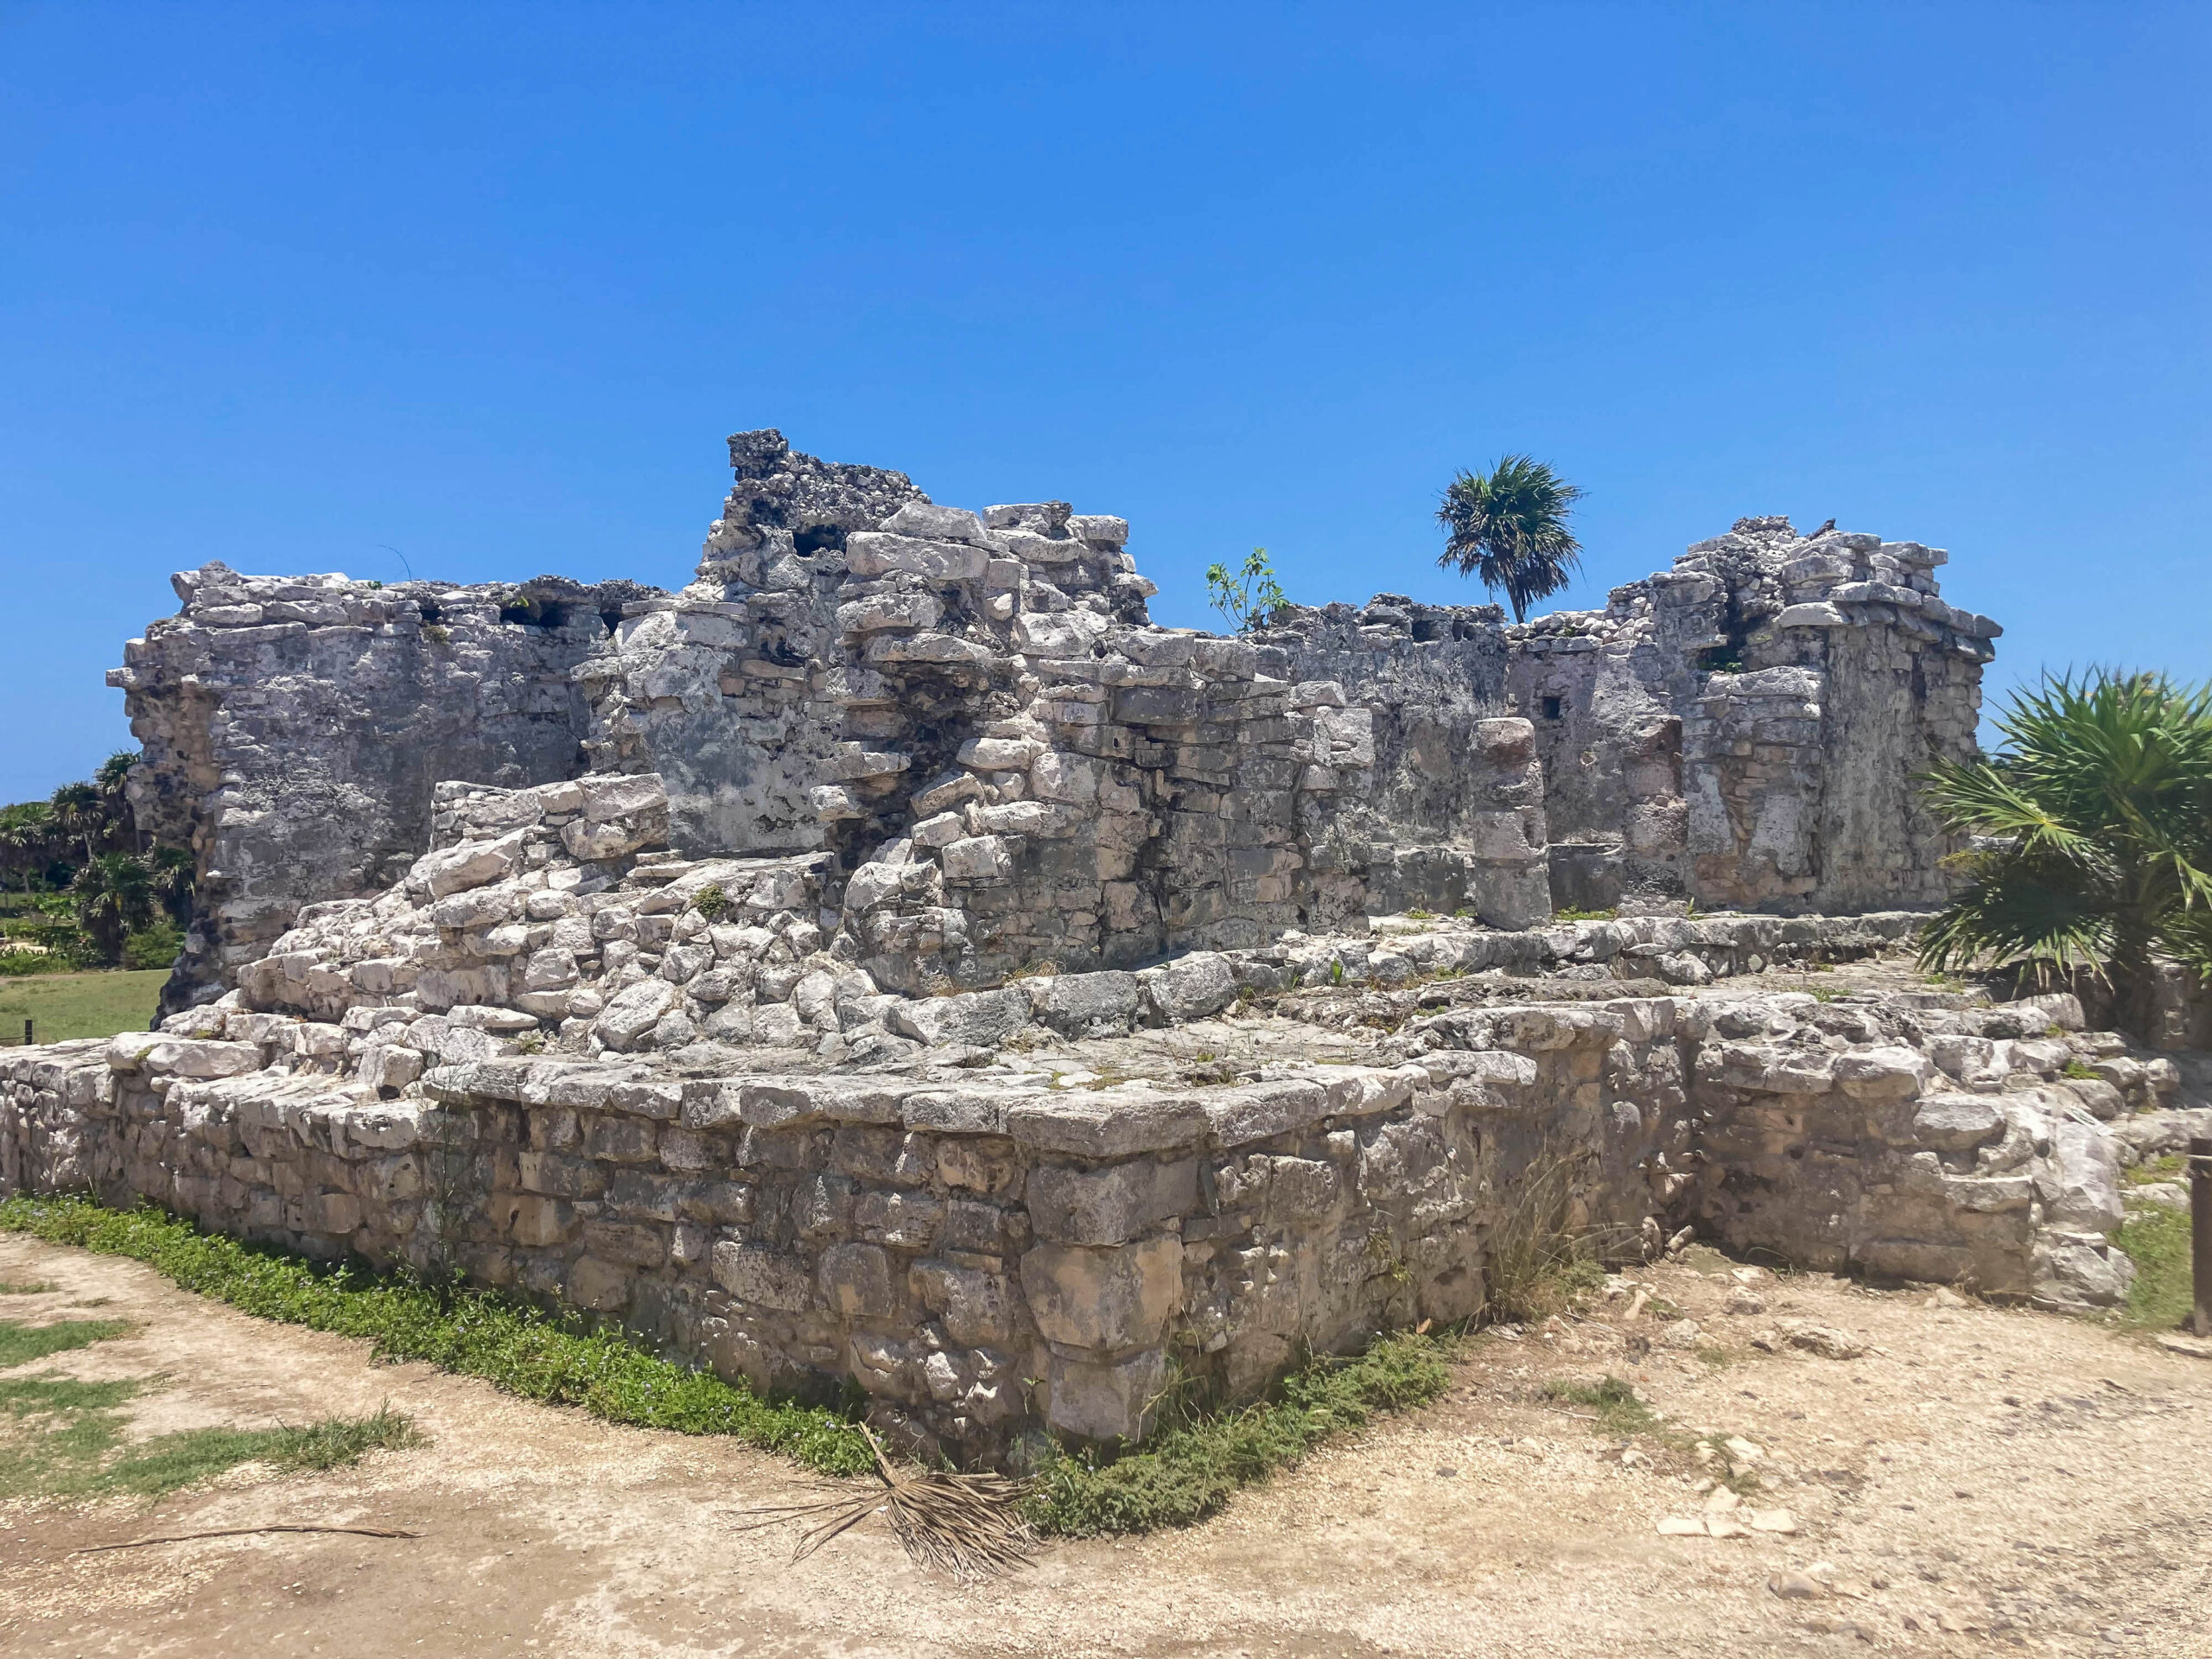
[1027,1157,1198,1245]
[50,429,2078,1477]
[1020,1236,1182,1351]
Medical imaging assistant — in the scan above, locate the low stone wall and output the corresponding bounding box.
[4,1006,1673,1465]
[3,969,2163,1464]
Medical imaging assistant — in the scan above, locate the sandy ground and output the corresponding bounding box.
[2,1234,2208,1659]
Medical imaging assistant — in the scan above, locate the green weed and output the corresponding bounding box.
[0,1280,57,1295]
[2113,1207,2193,1332]
[2126,1154,2183,1185]
[1030,1331,1451,1535]
[1539,1375,1659,1435]
[8,1197,1469,1535]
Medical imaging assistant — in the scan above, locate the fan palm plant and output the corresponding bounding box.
[1435,455,1586,623]
[1917,671,2212,1039]
[48,780,104,864]
[72,851,156,965]
[149,842,198,927]
[95,750,140,848]
[0,804,54,895]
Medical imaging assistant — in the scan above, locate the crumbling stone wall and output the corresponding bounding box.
[112,566,659,1014]
[578,429,929,858]
[114,436,1999,1019]
[1259,598,1551,927]
[1504,516,1996,913]
[0,766,2158,1463]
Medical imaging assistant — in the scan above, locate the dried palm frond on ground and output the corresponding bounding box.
[735,1426,1037,1580]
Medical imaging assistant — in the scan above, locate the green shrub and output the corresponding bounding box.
[0,950,70,979]
[2113,1206,2193,1332]
[693,883,730,922]
[122,920,182,970]
[1030,1331,1451,1535]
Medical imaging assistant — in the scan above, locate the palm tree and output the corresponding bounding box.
[48,780,104,864]
[95,750,140,849]
[149,842,198,928]
[1435,455,1587,623]
[72,851,156,966]
[0,804,54,895]
[1917,670,2212,1039]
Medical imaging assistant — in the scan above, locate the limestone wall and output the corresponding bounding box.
[1499,516,1996,913]
[4,961,2158,1464]
[112,439,2000,1018]
[112,567,661,1014]
[1,1010,1669,1462]
[1263,598,1550,926]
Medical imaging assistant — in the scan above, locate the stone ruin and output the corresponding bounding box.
[4,428,2196,1465]
[111,429,1996,1013]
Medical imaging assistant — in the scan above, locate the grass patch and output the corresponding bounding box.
[2126,1154,2184,1186]
[0,1195,877,1477]
[0,1373,423,1500]
[0,969,166,1044]
[2113,1206,2194,1332]
[1029,1331,1451,1535]
[1484,1150,1614,1324]
[1539,1374,1660,1435]
[0,1280,58,1295]
[260,1403,427,1471]
[0,1316,132,1367]
[1552,907,1618,924]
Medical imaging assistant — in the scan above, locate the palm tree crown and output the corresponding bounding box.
[1917,670,2212,1038]
[1436,455,1586,623]
[72,850,156,965]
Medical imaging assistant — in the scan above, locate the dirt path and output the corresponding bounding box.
[2,1235,2207,1658]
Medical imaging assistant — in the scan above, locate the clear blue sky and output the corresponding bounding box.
[3,3,2206,802]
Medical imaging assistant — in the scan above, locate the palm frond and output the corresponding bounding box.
[735,1426,1037,1580]
[1916,668,2212,1032]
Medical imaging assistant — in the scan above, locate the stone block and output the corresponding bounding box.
[1039,971,1142,1036]
[1143,951,1238,1023]
[818,1242,902,1319]
[568,1255,631,1312]
[1020,1236,1181,1351]
[912,1260,1020,1348]
[889,988,1031,1047]
[1027,1157,1198,1245]
[712,1243,813,1312]
[940,835,1014,883]
[1910,1094,2005,1153]
[1046,1347,1165,1442]
[878,502,991,543]
[1004,1089,1208,1158]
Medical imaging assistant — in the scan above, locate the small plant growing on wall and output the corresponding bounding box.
[693,883,730,922]
[1205,548,1289,633]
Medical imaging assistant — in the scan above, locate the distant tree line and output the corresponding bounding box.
[0,753,194,972]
